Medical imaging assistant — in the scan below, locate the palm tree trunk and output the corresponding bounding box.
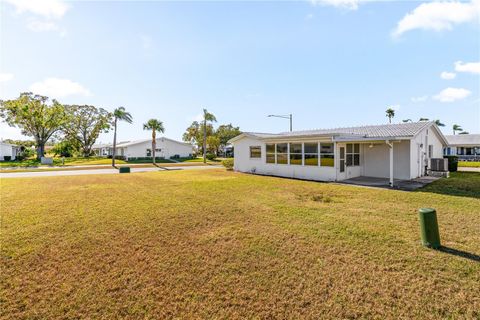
[152,130,156,165]
[112,118,117,167]
[203,119,207,163]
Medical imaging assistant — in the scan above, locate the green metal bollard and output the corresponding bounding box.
[418,208,441,249]
[119,167,130,173]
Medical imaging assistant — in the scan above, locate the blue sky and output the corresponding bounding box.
[1,0,479,144]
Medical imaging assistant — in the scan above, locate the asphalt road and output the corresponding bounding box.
[0,165,221,179]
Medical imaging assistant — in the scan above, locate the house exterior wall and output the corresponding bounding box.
[362,140,411,180]
[410,126,445,178]
[233,137,337,182]
[123,138,193,159]
[0,143,16,160]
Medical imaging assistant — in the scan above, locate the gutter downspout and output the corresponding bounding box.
[386,140,393,187]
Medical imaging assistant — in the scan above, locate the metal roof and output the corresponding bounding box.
[116,137,192,148]
[230,121,441,143]
[445,134,480,146]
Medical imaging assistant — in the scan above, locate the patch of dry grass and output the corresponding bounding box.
[1,170,479,319]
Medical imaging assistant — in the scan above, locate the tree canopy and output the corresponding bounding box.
[63,105,112,157]
[0,92,67,159]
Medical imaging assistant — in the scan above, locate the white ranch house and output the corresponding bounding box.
[0,141,20,161]
[229,121,448,186]
[444,134,480,161]
[93,137,193,160]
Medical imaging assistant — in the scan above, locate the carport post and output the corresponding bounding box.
[386,140,393,187]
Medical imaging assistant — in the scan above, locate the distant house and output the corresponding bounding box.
[0,141,20,161]
[92,137,193,160]
[444,134,480,161]
[228,121,448,186]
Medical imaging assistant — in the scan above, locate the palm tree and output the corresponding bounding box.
[459,131,469,135]
[452,124,462,135]
[202,108,217,163]
[419,118,429,121]
[143,119,165,165]
[111,107,133,167]
[402,119,412,123]
[385,108,395,124]
[434,120,445,127]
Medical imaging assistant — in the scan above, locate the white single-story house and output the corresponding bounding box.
[0,141,20,161]
[92,137,193,159]
[444,134,480,161]
[228,121,448,186]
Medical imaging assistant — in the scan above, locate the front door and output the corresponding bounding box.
[338,144,347,180]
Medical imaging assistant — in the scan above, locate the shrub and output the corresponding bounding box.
[444,156,458,172]
[3,156,11,161]
[107,155,126,160]
[222,158,234,170]
[206,153,216,161]
[127,157,164,161]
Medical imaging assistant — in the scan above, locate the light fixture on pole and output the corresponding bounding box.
[268,114,292,132]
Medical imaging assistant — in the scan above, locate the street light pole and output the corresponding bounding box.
[268,114,293,132]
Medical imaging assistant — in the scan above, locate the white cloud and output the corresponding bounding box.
[305,13,314,20]
[411,95,428,103]
[454,61,480,74]
[26,19,58,32]
[5,0,69,19]
[392,0,480,37]
[440,71,456,80]
[0,73,14,82]
[433,87,471,102]
[29,78,91,98]
[309,0,364,10]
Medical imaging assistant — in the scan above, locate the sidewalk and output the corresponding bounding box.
[0,165,222,178]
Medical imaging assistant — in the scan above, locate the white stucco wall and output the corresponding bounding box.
[362,140,411,180]
[233,137,337,182]
[122,138,193,159]
[410,126,445,178]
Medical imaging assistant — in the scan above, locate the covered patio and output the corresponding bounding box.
[340,176,440,191]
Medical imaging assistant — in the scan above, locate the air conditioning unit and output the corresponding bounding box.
[430,158,448,172]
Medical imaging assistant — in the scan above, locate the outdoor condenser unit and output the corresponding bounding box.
[430,158,448,172]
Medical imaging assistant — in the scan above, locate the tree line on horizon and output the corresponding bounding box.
[385,107,469,135]
[0,92,242,165]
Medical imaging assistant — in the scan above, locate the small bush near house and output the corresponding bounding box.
[444,155,458,172]
[3,156,12,161]
[107,155,126,160]
[206,153,216,161]
[222,158,234,170]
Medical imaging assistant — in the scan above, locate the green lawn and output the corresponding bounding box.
[178,156,223,163]
[1,170,479,319]
[458,161,480,168]
[0,157,179,168]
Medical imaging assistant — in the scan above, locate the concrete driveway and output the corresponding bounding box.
[0,165,221,178]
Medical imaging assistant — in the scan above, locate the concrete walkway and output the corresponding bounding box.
[340,176,440,191]
[0,165,221,178]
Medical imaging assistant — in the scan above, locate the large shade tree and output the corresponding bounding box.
[0,93,67,159]
[182,121,214,152]
[215,123,241,148]
[143,119,165,165]
[112,107,133,167]
[202,109,217,163]
[63,105,112,157]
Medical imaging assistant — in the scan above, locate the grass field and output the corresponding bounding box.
[458,161,480,168]
[0,157,181,168]
[1,170,479,319]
